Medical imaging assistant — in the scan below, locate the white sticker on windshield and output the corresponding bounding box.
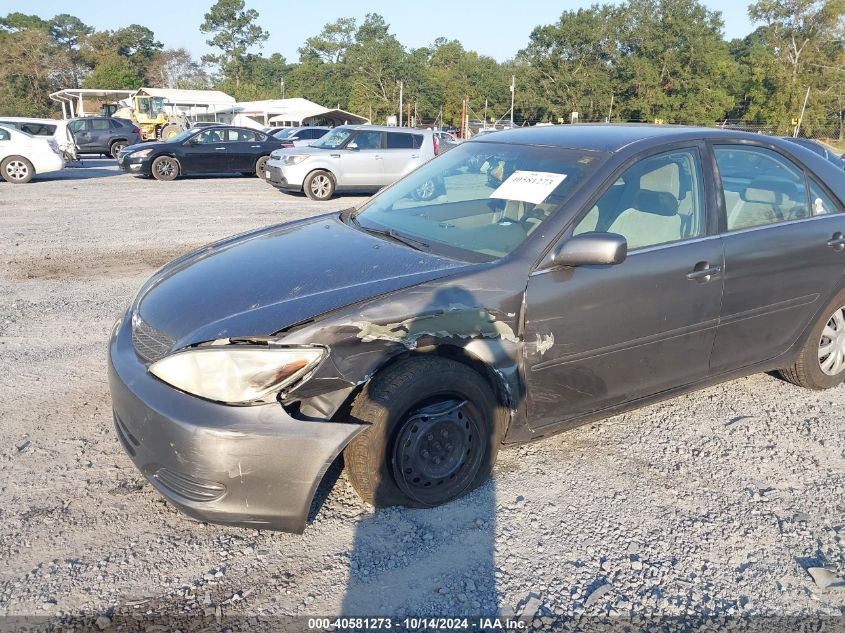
[489,170,567,205]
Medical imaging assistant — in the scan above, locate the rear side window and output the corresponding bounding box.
[0,128,10,141]
[809,180,841,215]
[714,146,810,230]
[387,132,417,149]
[110,119,126,129]
[92,119,110,130]
[21,123,56,136]
[230,129,259,142]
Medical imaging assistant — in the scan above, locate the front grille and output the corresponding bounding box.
[131,315,175,363]
[154,468,226,502]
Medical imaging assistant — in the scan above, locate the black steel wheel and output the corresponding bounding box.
[344,356,507,508]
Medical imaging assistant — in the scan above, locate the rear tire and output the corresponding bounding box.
[779,288,845,389]
[151,156,179,181]
[1,156,34,184]
[344,357,507,508]
[109,141,126,158]
[255,156,270,179]
[304,170,335,200]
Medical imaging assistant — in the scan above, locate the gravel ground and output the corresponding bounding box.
[0,162,843,631]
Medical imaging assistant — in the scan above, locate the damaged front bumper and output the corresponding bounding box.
[107,314,365,533]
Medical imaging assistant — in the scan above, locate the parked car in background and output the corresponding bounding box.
[264,126,290,136]
[0,123,65,183]
[0,117,76,160]
[67,117,142,158]
[265,125,437,200]
[191,122,226,129]
[272,126,331,148]
[109,124,845,534]
[781,136,845,170]
[116,126,285,181]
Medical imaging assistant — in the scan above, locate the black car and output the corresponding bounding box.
[67,117,142,158]
[109,124,845,533]
[781,136,845,170]
[116,126,284,181]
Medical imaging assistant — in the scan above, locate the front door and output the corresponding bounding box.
[180,128,231,174]
[338,130,385,187]
[68,119,92,151]
[523,146,724,430]
[709,143,845,371]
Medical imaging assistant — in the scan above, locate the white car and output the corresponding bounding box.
[0,124,65,184]
[0,116,77,160]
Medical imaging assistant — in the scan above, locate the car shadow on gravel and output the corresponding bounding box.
[338,287,511,625]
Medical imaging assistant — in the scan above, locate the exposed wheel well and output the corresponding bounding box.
[330,345,513,429]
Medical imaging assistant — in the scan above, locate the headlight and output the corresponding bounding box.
[270,149,283,159]
[149,345,325,404]
[283,154,310,165]
[131,148,155,158]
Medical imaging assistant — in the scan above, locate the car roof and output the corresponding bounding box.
[341,124,430,134]
[0,116,63,124]
[468,123,780,153]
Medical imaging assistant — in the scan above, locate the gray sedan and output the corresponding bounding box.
[109,125,845,533]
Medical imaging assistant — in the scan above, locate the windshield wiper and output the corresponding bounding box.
[350,216,430,251]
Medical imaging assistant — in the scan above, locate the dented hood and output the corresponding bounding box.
[135,214,466,348]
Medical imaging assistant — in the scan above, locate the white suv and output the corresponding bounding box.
[265,125,438,200]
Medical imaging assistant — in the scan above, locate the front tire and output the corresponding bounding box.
[160,124,182,141]
[1,156,34,183]
[304,170,335,200]
[780,288,845,389]
[151,156,179,181]
[344,357,506,508]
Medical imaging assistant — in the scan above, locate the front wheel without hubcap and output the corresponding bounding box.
[780,288,845,389]
[255,156,269,179]
[151,156,178,181]
[344,357,507,507]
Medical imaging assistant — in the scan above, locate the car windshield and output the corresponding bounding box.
[353,141,608,261]
[312,127,353,149]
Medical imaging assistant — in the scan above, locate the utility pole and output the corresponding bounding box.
[509,75,515,128]
[794,86,811,137]
[398,80,404,127]
[280,79,285,100]
[607,94,614,123]
[461,95,468,139]
[484,98,488,127]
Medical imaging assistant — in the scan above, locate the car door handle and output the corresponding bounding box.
[411,154,419,158]
[826,232,845,250]
[686,262,721,282]
[374,155,383,160]
[215,147,226,150]
[250,144,261,148]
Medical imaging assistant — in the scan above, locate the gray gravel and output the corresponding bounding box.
[0,162,843,630]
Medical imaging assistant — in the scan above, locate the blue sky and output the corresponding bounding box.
[1,0,756,62]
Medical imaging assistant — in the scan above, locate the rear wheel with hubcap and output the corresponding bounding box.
[344,357,507,507]
[304,170,335,200]
[780,288,845,389]
[151,156,179,181]
[1,156,34,184]
[110,141,126,158]
[255,155,270,179]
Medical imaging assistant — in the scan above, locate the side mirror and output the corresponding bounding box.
[552,232,628,267]
[347,142,359,150]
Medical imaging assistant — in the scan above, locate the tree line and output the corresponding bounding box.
[1,0,843,137]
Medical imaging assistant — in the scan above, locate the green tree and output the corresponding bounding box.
[200,0,269,89]
[299,17,356,63]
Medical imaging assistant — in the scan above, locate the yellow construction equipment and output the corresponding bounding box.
[110,94,188,141]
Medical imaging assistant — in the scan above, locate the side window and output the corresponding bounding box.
[386,132,415,149]
[573,148,706,250]
[231,129,258,142]
[0,128,9,141]
[68,120,87,133]
[92,119,110,131]
[351,131,383,150]
[809,180,841,216]
[714,145,810,230]
[196,129,225,144]
[412,134,423,149]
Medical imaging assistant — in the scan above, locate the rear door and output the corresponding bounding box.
[89,119,112,151]
[227,129,264,171]
[382,131,424,183]
[338,130,385,187]
[709,143,845,371]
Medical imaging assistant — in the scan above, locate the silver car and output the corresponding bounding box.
[265,125,437,200]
